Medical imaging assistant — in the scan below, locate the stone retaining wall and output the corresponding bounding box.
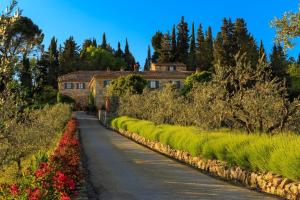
[112,128,300,200]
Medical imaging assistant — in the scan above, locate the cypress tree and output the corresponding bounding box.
[20,55,33,95]
[48,37,59,88]
[92,38,97,47]
[124,38,136,70]
[196,24,205,70]
[176,16,189,64]
[115,41,123,58]
[204,26,214,71]
[188,22,196,70]
[171,25,177,62]
[144,45,151,71]
[259,40,267,62]
[159,32,172,63]
[151,31,163,63]
[101,33,107,49]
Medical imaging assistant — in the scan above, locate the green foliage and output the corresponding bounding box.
[107,74,147,97]
[57,92,62,103]
[111,116,300,181]
[116,55,300,133]
[87,92,96,112]
[271,4,300,49]
[0,103,71,182]
[182,71,212,94]
[288,63,300,94]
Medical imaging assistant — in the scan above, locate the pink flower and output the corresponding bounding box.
[10,184,19,196]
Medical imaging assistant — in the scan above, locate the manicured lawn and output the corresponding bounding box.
[111,116,300,181]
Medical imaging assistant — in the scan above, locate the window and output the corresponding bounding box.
[169,66,176,71]
[64,82,73,89]
[103,80,110,87]
[148,80,159,89]
[76,83,85,89]
[173,81,181,88]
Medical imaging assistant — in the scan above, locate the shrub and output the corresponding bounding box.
[111,116,300,181]
[0,119,81,199]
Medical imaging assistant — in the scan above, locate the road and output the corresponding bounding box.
[77,112,277,200]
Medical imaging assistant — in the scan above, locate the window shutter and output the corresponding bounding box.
[64,83,67,89]
[71,83,74,89]
[155,81,159,89]
[147,81,151,88]
[82,83,85,89]
[76,83,79,89]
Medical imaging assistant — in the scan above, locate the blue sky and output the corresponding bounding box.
[11,0,300,65]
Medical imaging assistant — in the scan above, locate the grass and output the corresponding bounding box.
[111,116,300,181]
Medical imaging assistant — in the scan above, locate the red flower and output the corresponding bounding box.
[28,188,41,200]
[10,184,19,196]
[60,192,71,200]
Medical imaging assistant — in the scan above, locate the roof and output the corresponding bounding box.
[151,62,186,66]
[91,71,193,80]
[58,70,194,83]
[57,71,105,82]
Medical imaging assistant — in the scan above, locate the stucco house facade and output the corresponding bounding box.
[58,63,193,109]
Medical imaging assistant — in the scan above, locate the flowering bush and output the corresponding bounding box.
[0,119,81,199]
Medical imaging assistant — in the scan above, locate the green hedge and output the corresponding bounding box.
[111,116,300,181]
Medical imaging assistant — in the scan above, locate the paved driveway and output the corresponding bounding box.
[77,112,277,200]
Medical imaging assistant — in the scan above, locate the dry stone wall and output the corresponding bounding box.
[111,128,300,200]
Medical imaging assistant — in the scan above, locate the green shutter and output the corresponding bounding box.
[155,81,159,89]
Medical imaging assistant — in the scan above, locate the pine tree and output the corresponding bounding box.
[59,36,80,74]
[101,33,107,49]
[196,24,205,70]
[159,32,172,63]
[176,16,189,64]
[115,42,123,58]
[188,22,196,70]
[297,54,300,64]
[259,40,267,62]
[204,26,214,71]
[270,44,288,79]
[48,37,59,88]
[214,18,237,67]
[123,38,136,70]
[151,31,163,63]
[171,25,177,61]
[144,45,151,71]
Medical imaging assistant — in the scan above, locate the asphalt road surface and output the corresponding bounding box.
[77,112,277,200]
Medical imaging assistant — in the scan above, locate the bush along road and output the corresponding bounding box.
[77,111,278,200]
[110,116,300,200]
[0,118,82,200]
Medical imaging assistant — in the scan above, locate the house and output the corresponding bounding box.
[58,63,193,109]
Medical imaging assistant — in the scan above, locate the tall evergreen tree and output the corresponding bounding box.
[270,44,288,79]
[101,33,107,49]
[123,38,136,70]
[115,41,123,58]
[48,37,59,88]
[297,54,300,64]
[176,16,189,64]
[159,32,172,63]
[151,31,163,63]
[196,24,205,70]
[204,26,214,71]
[144,45,151,71]
[59,36,80,74]
[188,22,196,70]
[171,25,177,61]
[259,40,267,62]
[20,55,32,95]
